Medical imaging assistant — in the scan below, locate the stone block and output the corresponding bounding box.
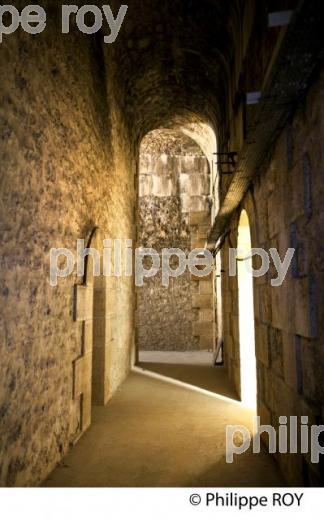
[155,155,171,175]
[191,238,207,249]
[191,281,200,294]
[192,294,213,308]
[73,352,92,400]
[74,284,93,322]
[180,193,191,212]
[181,156,196,174]
[188,174,210,196]
[255,322,270,367]
[269,327,284,377]
[191,272,213,282]
[289,163,305,222]
[151,174,175,197]
[189,196,209,213]
[199,280,213,295]
[193,321,213,336]
[189,211,210,226]
[197,225,210,239]
[294,278,315,338]
[139,153,151,174]
[199,332,214,350]
[139,174,153,196]
[257,401,273,447]
[83,320,93,355]
[301,339,317,402]
[199,309,214,322]
[195,157,209,174]
[258,285,272,324]
[282,332,298,391]
[179,173,190,193]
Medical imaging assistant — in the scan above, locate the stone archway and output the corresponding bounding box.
[237,210,257,409]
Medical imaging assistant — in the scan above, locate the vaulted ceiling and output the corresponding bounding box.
[107,0,244,144]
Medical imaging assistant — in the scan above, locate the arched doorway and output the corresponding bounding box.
[237,210,257,409]
[136,127,216,366]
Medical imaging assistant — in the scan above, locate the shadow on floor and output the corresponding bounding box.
[44,373,284,487]
[137,362,239,401]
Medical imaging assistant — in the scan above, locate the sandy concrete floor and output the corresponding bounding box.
[45,367,284,487]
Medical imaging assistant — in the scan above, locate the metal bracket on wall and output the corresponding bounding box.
[213,152,238,174]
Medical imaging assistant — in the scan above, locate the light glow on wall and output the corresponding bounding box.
[237,210,257,409]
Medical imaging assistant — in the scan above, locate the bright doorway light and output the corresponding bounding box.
[237,210,257,409]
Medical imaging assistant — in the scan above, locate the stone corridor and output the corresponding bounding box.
[0,0,323,488]
[45,368,283,487]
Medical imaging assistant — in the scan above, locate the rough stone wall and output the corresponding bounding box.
[0,0,262,487]
[137,192,196,352]
[136,139,214,352]
[0,15,136,485]
[0,0,319,489]
[222,69,324,485]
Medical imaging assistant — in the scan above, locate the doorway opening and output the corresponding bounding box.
[135,124,236,400]
[237,210,257,409]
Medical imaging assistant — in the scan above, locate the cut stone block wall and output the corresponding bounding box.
[222,69,324,485]
[136,146,215,352]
